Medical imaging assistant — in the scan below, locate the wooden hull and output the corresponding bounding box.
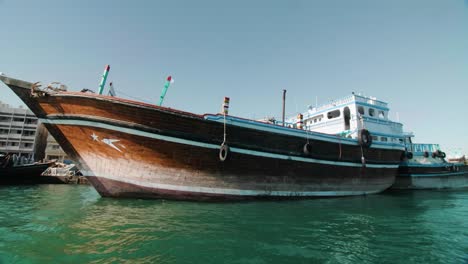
[0,75,405,200]
[60,124,397,200]
[394,163,468,190]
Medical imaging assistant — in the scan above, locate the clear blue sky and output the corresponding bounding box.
[1,0,467,155]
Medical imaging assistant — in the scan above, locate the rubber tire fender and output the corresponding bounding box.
[358,129,372,148]
[303,143,313,155]
[406,152,413,159]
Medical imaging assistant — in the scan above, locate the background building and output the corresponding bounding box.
[44,133,69,162]
[0,101,69,162]
[0,101,46,160]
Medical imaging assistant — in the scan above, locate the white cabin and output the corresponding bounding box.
[287,94,412,145]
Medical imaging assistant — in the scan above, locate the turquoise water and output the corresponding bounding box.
[0,185,467,263]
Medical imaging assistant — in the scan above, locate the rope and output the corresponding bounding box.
[338,135,342,159]
[360,145,365,167]
[222,111,227,145]
[114,89,154,104]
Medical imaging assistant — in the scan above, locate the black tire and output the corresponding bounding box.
[358,129,372,148]
[219,144,230,162]
[439,152,446,158]
[406,152,413,159]
[432,152,437,158]
[400,152,407,161]
[303,143,312,155]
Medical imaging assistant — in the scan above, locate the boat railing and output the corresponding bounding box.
[353,95,388,108]
[408,143,441,153]
[311,95,355,112]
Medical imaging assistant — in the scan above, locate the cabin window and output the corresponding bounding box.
[380,137,388,142]
[398,138,404,143]
[358,106,365,116]
[368,108,375,117]
[327,110,340,119]
[311,115,323,123]
[378,111,385,119]
[372,136,378,141]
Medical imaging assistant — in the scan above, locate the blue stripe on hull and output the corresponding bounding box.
[40,118,399,169]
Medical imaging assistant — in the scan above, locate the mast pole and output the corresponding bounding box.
[98,65,110,95]
[282,89,286,126]
[159,76,173,106]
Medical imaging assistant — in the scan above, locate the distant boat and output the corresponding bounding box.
[393,144,468,189]
[0,153,55,185]
[296,94,468,190]
[41,162,87,184]
[0,75,404,200]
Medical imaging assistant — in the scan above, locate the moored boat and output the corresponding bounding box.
[0,153,55,185]
[393,143,468,189]
[41,162,87,184]
[0,75,404,200]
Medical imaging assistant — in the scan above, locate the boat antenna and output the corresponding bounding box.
[98,65,110,95]
[158,76,174,106]
[282,89,286,126]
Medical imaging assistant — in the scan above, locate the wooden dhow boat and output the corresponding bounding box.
[0,75,404,200]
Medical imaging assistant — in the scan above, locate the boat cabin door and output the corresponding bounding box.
[344,107,351,130]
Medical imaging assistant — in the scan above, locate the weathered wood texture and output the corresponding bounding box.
[62,125,396,200]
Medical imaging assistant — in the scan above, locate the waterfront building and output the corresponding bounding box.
[44,133,69,162]
[0,101,70,162]
[0,101,48,160]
